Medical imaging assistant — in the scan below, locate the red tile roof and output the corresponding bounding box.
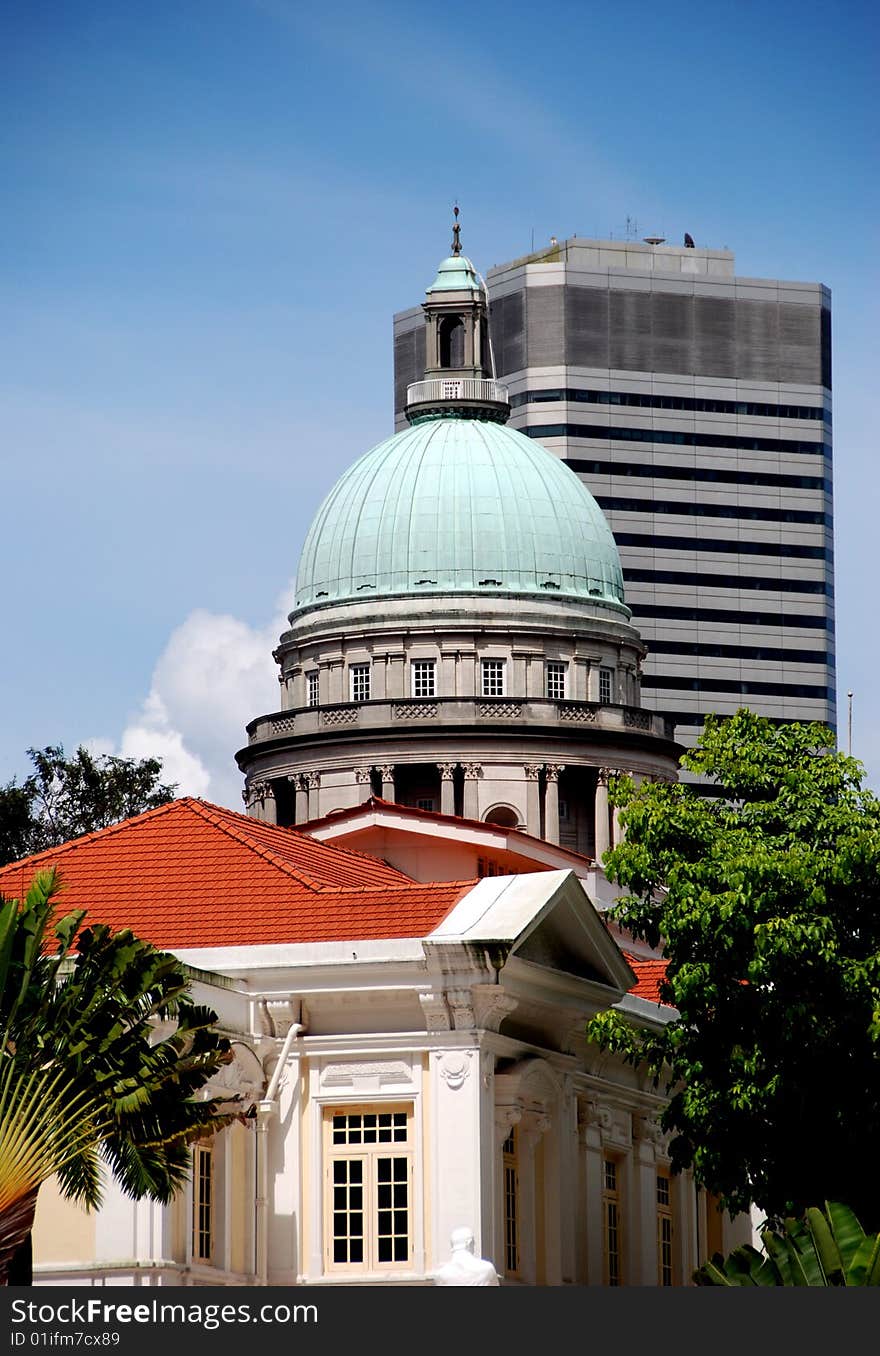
[0,798,474,950]
[623,953,672,1006]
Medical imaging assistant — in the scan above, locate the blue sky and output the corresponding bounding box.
[2,0,878,805]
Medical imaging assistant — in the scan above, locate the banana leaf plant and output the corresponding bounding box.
[694,1201,880,1285]
[0,1057,109,1284]
[0,868,238,1284]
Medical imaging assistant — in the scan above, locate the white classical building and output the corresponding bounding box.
[6,799,748,1287]
[14,234,754,1286]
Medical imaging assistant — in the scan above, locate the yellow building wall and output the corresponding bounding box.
[229,1121,250,1275]
[32,1177,96,1265]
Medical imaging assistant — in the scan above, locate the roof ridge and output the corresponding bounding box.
[184,799,332,892]
[190,799,414,889]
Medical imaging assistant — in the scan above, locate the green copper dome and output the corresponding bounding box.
[427,254,482,292]
[293,418,628,614]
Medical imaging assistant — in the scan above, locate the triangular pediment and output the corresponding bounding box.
[426,869,634,997]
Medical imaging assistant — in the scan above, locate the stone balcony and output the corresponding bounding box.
[245,696,675,747]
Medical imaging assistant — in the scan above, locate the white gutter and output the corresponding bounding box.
[255,1016,304,1287]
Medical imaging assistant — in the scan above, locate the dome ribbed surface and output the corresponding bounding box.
[293,418,627,613]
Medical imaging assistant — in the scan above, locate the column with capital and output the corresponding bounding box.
[304,770,320,819]
[462,763,482,820]
[354,767,373,802]
[379,764,395,802]
[544,764,565,845]
[594,769,611,861]
[524,765,542,837]
[611,770,625,846]
[243,780,276,824]
[290,774,308,824]
[437,763,456,816]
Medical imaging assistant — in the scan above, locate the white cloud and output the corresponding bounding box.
[103,583,294,809]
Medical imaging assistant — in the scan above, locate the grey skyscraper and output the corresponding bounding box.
[393,235,835,774]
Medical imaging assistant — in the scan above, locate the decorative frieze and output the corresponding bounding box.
[320,1060,414,1091]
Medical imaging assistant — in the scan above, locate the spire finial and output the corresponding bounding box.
[451,203,461,257]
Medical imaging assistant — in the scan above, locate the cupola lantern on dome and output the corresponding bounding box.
[405,206,510,425]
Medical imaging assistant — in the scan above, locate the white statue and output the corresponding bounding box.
[434,1225,500,1285]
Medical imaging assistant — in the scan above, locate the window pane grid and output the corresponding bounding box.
[603,1158,622,1286]
[503,1126,518,1276]
[349,664,371,702]
[332,1159,365,1264]
[332,1111,407,1145]
[325,1105,412,1272]
[546,661,566,699]
[375,1156,409,1263]
[307,671,319,707]
[657,1172,673,1286]
[411,661,436,698]
[192,1145,213,1263]
[481,660,505,696]
[599,666,613,704]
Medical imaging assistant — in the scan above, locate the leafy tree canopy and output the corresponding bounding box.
[0,744,176,866]
[587,709,880,1229]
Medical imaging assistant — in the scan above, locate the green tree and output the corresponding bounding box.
[587,709,880,1229]
[0,868,236,1285]
[0,744,177,867]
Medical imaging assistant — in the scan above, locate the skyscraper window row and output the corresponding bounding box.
[631,603,834,631]
[526,424,830,458]
[614,533,832,562]
[622,568,833,596]
[647,640,834,666]
[510,387,830,423]
[642,676,834,699]
[565,458,831,494]
[595,496,831,528]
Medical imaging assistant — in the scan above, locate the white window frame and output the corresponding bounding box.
[411,660,436,698]
[546,660,567,700]
[481,659,506,697]
[307,671,320,708]
[192,1142,214,1264]
[349,663,371,703]
[657,1170,675,1286]
[599,666,614,705]
[502,1125,519,1279]
[602,1156,623,1286]
[323,1103,414,1275]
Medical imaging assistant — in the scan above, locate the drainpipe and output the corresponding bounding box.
[255,1018,304,1287]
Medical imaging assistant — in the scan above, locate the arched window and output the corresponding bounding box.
[438,315,465,368]
[484,805,519,829]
